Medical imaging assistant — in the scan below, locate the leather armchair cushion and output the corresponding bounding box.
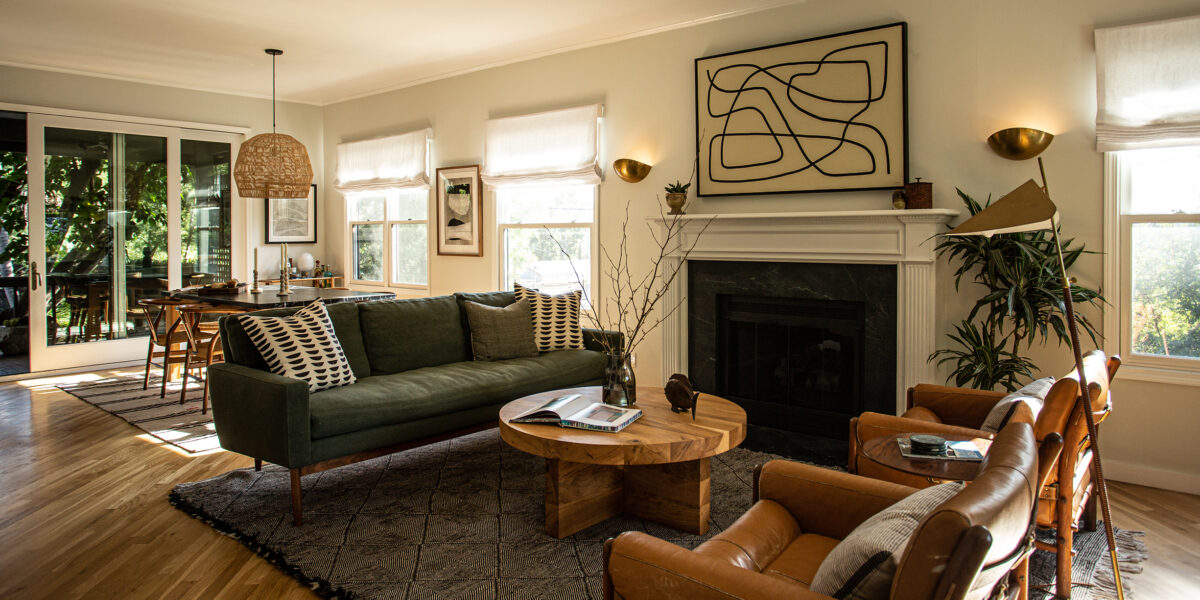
[979,377,1054,432]
[810,482,963,599]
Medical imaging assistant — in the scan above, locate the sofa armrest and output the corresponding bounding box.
[908,384,1007,428]
[755,460,916,540]
[605,532,827,600]
[207,362,311,469]
[582,328,623,353]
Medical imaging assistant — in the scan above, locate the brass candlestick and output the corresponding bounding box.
[251,247,262,294]
[276,243,293,296]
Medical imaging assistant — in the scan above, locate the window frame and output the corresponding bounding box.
[345,190,430,291]
[495,185,599,302]
[1103,150,1200,385]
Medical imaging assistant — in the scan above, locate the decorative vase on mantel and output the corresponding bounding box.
[603,351,636,407]
[665,192,687,215]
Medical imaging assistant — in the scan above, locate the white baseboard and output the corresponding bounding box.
[1104,459,1200,496]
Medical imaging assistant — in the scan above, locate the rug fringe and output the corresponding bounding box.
[1089,529,1147,600]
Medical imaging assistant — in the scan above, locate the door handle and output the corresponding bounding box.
[31,261,42,291]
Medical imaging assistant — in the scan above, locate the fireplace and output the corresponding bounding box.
[688,260,896,442]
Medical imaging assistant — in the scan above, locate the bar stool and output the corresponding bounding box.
[177,303,250,413]
[137,297,192,395]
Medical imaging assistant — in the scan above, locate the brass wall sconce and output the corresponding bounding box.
[613,158,651,183]
[987,127,1054,161]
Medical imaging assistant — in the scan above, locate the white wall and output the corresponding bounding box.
[0,65,326,279]
[320,0,1200,493]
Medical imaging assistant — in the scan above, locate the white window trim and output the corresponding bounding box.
[1102,152,1200,386]
[345,191,431,292]
[495,186,599,303]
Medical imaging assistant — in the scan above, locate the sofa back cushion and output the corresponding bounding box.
[359,295,467,375]
[219,300,371,378]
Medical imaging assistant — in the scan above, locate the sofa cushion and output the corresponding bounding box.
[308,349,607,439]
[980,377,1054,433]
[462,299,539,361]
[238,301,357,393]
[219,300,371,378]
[455,290,518,359]
[514,283,583,351]
[810,482,962,599]
[359,296,467,375]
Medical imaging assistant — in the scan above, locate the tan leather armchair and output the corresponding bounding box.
[604,423,1046,600]
[848,350,1120,598]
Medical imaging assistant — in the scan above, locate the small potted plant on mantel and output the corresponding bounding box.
[664,181,690,215]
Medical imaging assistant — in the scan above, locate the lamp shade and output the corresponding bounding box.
[613,158,651,183]
[986,128,1054,161]
[946,179,1057,237]
[235,132,314,198]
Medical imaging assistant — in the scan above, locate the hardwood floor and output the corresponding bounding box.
[0,369,1197,598]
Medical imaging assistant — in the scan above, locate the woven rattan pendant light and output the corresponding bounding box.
[234,49,313,199]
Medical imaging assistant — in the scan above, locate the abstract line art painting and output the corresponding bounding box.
[695,22,908,196]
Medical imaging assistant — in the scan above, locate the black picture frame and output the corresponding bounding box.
[694,22,909,196]
[265,184,318,244]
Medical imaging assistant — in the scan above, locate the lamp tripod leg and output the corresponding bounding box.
[1053,226,1124,600]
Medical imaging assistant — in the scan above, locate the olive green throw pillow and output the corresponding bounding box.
[462,299,540,361]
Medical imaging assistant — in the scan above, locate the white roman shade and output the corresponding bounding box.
[335,128,432,192]
[1095,15,1200,151]
[482,104,602,188]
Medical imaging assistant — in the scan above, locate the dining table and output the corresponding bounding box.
[166,285,395,309]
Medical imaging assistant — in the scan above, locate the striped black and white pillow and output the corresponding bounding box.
[513,283,583,352]
[239,300,356,392]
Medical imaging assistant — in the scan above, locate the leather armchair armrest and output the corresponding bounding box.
[583,328,623,353]
[207,362,311,468]
[756,460,915,540]
[908,384,1007,428]
[605,532,828,600]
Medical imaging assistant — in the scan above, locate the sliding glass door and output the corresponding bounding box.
[26,114,239,372]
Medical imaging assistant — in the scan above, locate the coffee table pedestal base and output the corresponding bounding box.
[545,457,711,539]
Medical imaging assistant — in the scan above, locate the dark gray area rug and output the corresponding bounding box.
[170,428,1139,599]
[1029,524,1146,600]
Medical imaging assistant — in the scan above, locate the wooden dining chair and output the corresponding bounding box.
[137,297,192,395]
[177,303,249,413]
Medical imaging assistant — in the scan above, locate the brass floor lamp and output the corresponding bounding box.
[945,127,1123,600]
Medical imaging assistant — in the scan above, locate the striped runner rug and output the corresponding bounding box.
[57,372,220,453]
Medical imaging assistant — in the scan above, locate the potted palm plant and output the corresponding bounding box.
[931,189,1104,391]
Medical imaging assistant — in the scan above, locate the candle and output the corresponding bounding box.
[253,247,258,273]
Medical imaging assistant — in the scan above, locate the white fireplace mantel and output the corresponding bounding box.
[654,208,958,414]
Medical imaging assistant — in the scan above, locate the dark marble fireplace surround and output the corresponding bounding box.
[688,260,897,461]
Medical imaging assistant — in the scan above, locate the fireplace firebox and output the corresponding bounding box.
[688,260,896,445]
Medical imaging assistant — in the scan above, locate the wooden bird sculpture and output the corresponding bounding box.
[664,373,699,419]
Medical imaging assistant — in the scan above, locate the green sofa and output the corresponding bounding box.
[208,291,614,524]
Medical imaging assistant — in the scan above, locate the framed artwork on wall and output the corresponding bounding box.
[436,165,483,256]
[695,22,908,196]
[265,184,318,243]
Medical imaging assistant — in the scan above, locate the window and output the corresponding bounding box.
[482,105,602,297]
[1097,15,1200,379]
[336,129,431,288]
[497,184,595,296]
[347,191,428,287]
[1111,147,1200,365]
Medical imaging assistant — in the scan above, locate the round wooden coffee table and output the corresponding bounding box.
[861,433,992,483]
[499,386,746,539]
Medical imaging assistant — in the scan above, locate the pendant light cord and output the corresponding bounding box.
[271,52,277,134]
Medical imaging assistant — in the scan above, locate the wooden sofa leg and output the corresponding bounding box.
[290,469,303,526]
[1082,492,1098,531]
[1055,483,1073,599]
[254,459,262,472]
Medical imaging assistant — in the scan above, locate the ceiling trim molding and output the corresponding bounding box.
[0,101,251,135]
[0,60,322,107]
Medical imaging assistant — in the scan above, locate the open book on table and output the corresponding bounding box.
[896,437,985,461]
[510,393,642,433]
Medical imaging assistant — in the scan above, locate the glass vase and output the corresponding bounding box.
[603,351,636,407]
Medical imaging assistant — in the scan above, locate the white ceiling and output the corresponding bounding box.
[1,0,803,106]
